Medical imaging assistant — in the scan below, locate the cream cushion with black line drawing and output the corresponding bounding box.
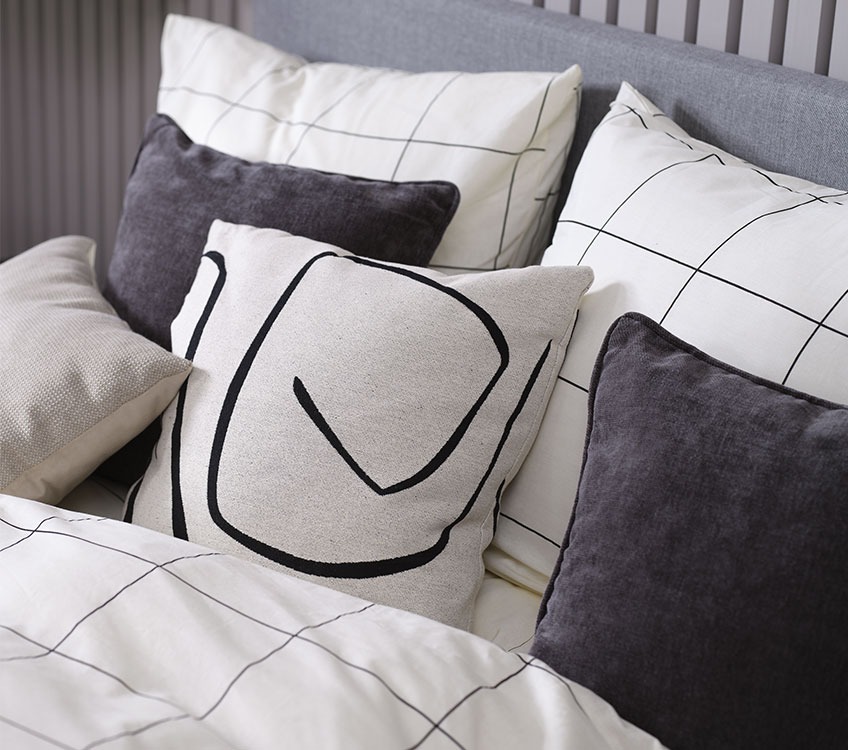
[128,220,593,628]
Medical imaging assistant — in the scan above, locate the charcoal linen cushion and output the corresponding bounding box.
[104,113,460,350]
[532,312,848,750]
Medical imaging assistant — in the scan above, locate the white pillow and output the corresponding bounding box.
[156,14,582,272]
[128,221,592,628]
[0,236,192,504]
[489,82,848,588]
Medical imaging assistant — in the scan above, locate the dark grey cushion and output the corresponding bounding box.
[104,113,460,350]
[532,312,848,750]
[99,114,458,483]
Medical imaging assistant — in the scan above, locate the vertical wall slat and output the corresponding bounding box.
[165,0,190,18]
[78,0,101,254]
[784,0,825,73]
[22,1,43,254]
[814,0,837,76]
[210,0,236,25]
[188,0,213,18]
[142,1,165,127]
[120,0,144,188]
[655,0,687,41]
[1,0,27,258]
[725,0,743,54]
[739,0,776,62]
[544,0,574,13]
[0,0,250,273]
[97,0,122,279]
[617,0,651,32]
[234,0,253,32]
[656,0,700,44]
[41,0,64,240]
[60,0,83,238]
[579,0,609,23]
[0,1,8,260]
[696,0,730,50]
[830,0,848,79]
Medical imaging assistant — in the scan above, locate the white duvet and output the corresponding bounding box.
[0,494,664,750]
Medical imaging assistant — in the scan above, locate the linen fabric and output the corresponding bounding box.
[532,312,848,750]
[489,81,848,588]
[156,14,583,272]
[0,236,191,504]
[104,113,459,351]
[128,220,592,629]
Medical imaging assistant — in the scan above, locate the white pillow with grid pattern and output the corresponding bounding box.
[488,81,848,589]
[156,14,582,273]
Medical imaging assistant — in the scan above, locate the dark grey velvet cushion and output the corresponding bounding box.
[99,114,458,483]
[104,114,460,350]
[532,312,848,750]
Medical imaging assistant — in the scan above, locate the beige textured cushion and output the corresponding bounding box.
[0,236,192,504]
[128,221,592,628]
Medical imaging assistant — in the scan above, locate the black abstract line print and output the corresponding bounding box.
[124,252,227,532]
[292,256,509,496]
[204,252,552,578]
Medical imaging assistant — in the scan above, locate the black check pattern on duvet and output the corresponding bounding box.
[0,495,664,750]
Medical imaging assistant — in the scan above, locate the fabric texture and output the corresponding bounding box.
[104,113,459,350]
[0,236,191,504]
[532,312,848,750]
[0,493,664,750]
[127,220,592,629]
[490,81,848,588]
[156,14,583,272]
[252,0,848,198]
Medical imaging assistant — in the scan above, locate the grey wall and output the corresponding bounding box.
[0,0,251,281]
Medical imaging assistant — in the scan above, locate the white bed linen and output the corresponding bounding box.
[0,494,664,750]
[59,477,546,652]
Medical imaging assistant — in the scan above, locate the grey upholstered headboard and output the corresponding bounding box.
[251,0,848,199]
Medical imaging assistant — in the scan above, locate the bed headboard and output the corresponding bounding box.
[252,0,848,198]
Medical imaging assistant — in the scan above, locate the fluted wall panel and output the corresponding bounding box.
[0,0,251,280]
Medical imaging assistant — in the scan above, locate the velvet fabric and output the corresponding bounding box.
[104,114,460,350]
[533,313,848,750]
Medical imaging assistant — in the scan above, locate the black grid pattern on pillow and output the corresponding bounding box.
[492,87,848,581]
[557,106,848,393]
[156,16,581,272]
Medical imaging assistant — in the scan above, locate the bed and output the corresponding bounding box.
[1,1,846,748]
